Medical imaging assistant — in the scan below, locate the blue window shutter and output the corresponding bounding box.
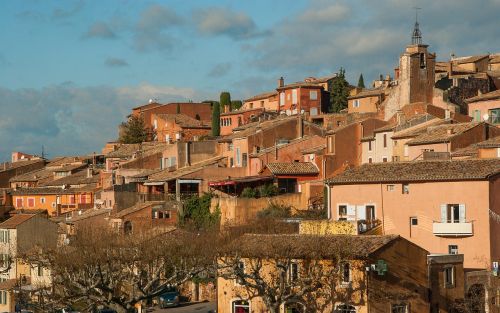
[441,204,447,223]
[459,204,466,223]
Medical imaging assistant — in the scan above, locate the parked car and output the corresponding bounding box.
[158,291,180,308]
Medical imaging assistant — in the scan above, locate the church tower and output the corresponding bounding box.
[398,11,435,105]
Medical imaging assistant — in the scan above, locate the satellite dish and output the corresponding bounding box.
[148,99,154,104]
[483,114,489,121]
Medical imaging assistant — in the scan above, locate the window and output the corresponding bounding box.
[368,158,372,163]
[392,303,408,313]
[0,230,9,243]
[473,110,481,122]
[383,134,387,147]
[341,263,351,284]
[368,141,372,151]
[280,92,285,106]
[292,89,298,104]
[288,262,299,282]
[37,265,43,276]
[165,134,170,143]
[353,99,360,108]
[410,217,418,226]
[260,100,264,107]
[328,136,335,154]
[153,119,157,129]
[80,194,86,204]
[230,158,234,167]
[444,266,455,287]
[228,143,233,151]
[404,145,409,157]
[338,205,347,217]
[310,90,317,100]
[242,153,248,167]
[232,300,250,313]
[402,183,409,194]
[387,184,395,191]
[40,197,46,204]
[382,157,388,162]
[69,195,75,204]
[441,204,465,223]
[0,290,6,305]
[489,108,500,124]
[169,157,177,167]
[0,254,9,268]
[16,198,23,208]
[394,140,398,146]
[392,156,400,162]
[236,147,241,166]
[419,53,426,69]
[448,245,458,255]
[336,304,356,313]
[28,198,35,207]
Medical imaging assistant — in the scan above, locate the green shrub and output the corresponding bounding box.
[258,184,278,197]
[241,187,258,198]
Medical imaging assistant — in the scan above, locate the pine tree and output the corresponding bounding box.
[357,73,365,88]
[119,115,149,143]
[211,101,221,137]
[330,68,350,113]
[220,92,231,113]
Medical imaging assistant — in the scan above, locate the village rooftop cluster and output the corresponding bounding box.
[0,21,499,313]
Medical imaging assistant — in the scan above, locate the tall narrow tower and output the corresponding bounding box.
[398,9,435,106]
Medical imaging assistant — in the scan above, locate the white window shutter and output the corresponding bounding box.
[440,204,447,223]
[347,205,356,221]
[356,205,366,220]
[459,204,466,223]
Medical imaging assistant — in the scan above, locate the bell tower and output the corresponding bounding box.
[398,8,435,106]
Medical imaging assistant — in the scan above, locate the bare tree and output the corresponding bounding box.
[25,227,217,313]
[218,233,369,313]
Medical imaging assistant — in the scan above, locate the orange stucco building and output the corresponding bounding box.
[326,159,500,269]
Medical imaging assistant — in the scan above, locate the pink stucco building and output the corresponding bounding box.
[326,159,500,269]
[466,89,500,125]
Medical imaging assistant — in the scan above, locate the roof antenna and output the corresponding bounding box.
[412,6,422,45]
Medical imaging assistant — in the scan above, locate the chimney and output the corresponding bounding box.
[278,77,284,88]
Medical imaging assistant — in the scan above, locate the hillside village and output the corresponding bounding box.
[0,22,500,313]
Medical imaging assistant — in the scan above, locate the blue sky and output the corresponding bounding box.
[0,0,499,161]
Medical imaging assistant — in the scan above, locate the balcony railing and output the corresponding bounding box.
[357,219,381,234]
[433,222,473,236]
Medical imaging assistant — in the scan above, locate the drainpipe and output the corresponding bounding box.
[325,182,331,220]
[185,142,190,167]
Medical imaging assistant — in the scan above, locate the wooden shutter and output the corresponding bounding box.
[440,204,447,223]
[459,204,466,223]
[347,205,356,220]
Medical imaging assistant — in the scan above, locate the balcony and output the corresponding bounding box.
[433,222,473,236]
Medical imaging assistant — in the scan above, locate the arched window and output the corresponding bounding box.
[336,304,356,313]
[232,300,250,313]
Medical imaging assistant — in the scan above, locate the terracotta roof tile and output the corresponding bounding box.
[406,122,481,145]
[326,159,500,184]
[146,156,226,183]
[348,88,386,100]
[265,162,319,175]
[465,89,500,103]
[0,214,35,229]
[155,114,210,128]
[476,135,500,148]
[114,201,165,218]
[226,234,400,259]
[244,91,278,102]
[452,55,489,64]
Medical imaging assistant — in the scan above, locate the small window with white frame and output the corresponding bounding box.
[309,90,317,100]
[288,262,299,282]
[353,99,360,108]
[444,266,455,288]
[448,245,458,255]
[387,184,395,191]
[338,205,348,218]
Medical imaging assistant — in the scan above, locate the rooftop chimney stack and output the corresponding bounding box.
[278,77,284,88]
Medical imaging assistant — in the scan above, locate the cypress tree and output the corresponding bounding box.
[357,73,365,88]
[330,68,349,113]
[211,101,221,137]
[220,92,231,113]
